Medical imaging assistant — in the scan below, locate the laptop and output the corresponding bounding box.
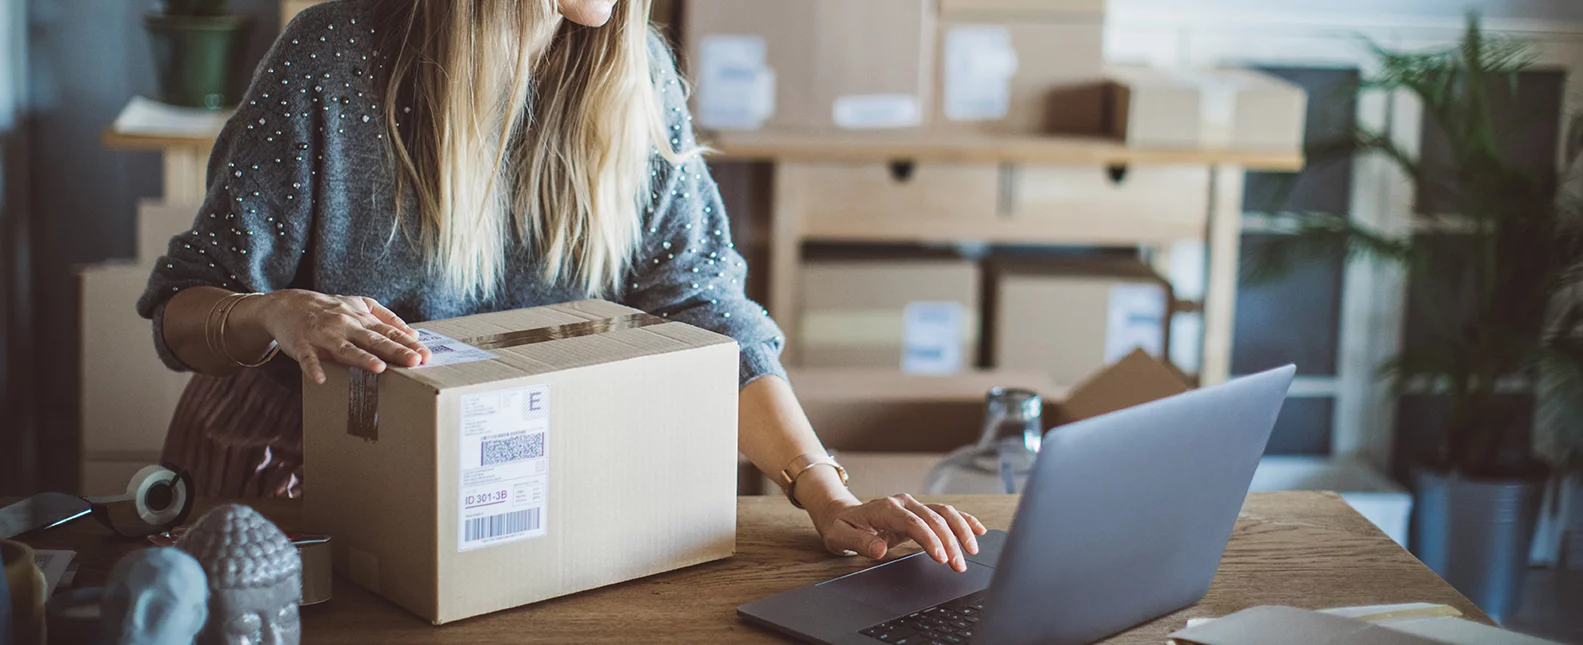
[739,365,1296,645]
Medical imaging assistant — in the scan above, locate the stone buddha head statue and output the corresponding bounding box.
[100,547,210,645]
[177,505,302,645]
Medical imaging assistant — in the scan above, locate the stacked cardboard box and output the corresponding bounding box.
[685,0,935,132]
[78,199,204,495]
[1059,65,1310,149]
[79,261,193,495]
[282,0,323,26]
[784,351,1190,497]
[796,259,979,373]
[933,0,1108,134]
[989,258,1174,387]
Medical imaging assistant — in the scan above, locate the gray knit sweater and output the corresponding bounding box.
[137,0,786,390]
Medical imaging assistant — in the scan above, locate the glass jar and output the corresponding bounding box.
[922,388,1043,495]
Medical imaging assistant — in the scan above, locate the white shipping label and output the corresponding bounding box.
[458,385,549,552]
[1105,285,1168,364]
[413,329,497,368]
[944,26,1020,122]
[697,35,776,131]
[833,94,923,130]
[902,302,966,375]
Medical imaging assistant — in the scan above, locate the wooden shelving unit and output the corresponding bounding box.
[104,112,1304,387]
[711,131,1303,387]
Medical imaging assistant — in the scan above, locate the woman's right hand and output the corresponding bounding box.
[236,290,432,384]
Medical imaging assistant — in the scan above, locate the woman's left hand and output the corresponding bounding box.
[811,495,988,573]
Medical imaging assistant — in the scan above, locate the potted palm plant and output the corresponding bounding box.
[1256,16,1583,622]
[144,0,255,109]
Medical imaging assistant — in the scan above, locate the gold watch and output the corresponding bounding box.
[775,453,849,509]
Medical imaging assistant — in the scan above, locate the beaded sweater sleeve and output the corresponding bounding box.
[618,36,788,387]
[136,12,336,371]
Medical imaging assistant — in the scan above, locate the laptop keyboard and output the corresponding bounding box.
[859,591,986,644]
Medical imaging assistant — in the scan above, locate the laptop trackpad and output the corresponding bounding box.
[817,553,994,616]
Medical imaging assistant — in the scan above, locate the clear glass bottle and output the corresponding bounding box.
[922,388,1043,495]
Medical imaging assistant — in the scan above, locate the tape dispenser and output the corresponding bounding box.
[84,464,196,538]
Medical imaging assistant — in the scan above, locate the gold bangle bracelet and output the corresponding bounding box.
[207,293,240,365]
[775,453,850,510]
[218,294,280,369]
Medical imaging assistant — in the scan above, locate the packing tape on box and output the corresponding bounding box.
[347,312,669,441]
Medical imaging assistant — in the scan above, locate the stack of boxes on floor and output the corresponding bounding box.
[78,203,197,495]
[684,0,1307,497]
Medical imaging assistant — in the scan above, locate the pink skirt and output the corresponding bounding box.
[162,369,303,498]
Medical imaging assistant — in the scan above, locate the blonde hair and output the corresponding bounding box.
[382,0,678,299]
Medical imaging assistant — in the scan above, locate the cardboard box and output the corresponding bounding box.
[798,162,1001,241]
[758,452,945,499]
[303,301,740,624]
[685,0,934,132]
[791,369,1062,453]
[791,350,1188,454]
[137,200,199,264]
[990,259,1173,387]
[79,263,191,457]
[282,0,322,26]
[798,259,980,373]
[940,0,1105,14]
[81,457,164,497]
[1056,66,1309,149]
[933,17,1105,134]
[1004,163,1213,244]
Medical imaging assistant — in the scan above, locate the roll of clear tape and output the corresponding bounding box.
[85,464,195,539]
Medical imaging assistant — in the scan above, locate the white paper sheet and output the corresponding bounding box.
[113,96,231,137]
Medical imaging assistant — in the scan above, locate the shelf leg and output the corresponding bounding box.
[1201,165,1246,386]
[769,162,807,365]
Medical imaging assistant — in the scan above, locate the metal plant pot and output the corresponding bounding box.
[1411,468,1545,623]
[143,12,255,109]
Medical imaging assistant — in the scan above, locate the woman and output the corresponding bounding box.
[138,0,983,571]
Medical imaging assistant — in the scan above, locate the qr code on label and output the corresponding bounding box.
[481,432,544,466]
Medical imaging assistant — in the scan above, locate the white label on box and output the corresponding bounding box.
[458,385,549,552]
[1105,284,1167,364]
[944,26,1020,121]
[697,35,776,131]
[833,94,923,130]
[902,301,965,375]
[412,329,497,368]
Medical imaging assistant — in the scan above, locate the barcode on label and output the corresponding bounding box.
[464,509,540,542]
[482,432,544,466]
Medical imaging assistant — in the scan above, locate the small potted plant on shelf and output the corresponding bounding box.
[144,0,255,110]
[1255,15,1583,622]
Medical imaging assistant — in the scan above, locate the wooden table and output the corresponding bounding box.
[17,492,1484,643]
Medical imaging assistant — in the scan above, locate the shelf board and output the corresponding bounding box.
[705,131,1305,171]
[102,128,216,151]
[103,126,1306,173]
